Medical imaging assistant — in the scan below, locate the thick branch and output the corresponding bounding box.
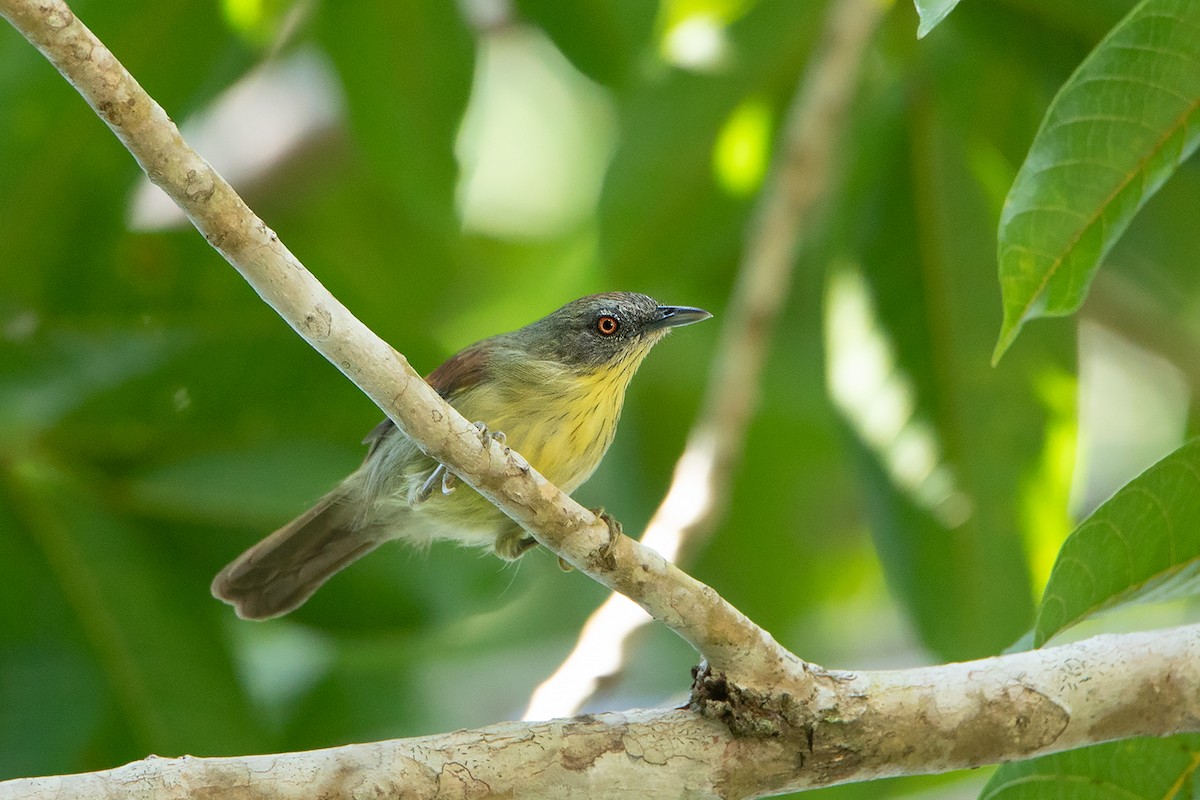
[4,625,1198,799]
[525,0,884,720]
[0,0,804,693]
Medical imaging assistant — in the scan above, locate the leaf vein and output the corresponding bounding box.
[1013,90,1200,325]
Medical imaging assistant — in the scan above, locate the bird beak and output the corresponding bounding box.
[649,304,713,331]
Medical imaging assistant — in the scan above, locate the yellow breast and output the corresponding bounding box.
[451,352,646,493]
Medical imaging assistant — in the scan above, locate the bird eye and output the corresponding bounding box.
[596,315,619,336]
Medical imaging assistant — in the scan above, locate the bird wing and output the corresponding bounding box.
[361,342,492,458]
[361,417,395,458]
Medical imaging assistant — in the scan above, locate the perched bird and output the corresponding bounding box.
[211,292,711,619]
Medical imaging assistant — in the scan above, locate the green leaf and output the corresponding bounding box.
[1,462,263,760]
[0,328,182,444]
[1035,437,1200,647]
[995,0,1200,361]
[513,0,656,89]
[914,0,964,38]
[316,0,474,234]
[0,496,106,780]
[124,442,359,528]
[0,0,249,305]
[981,735,1200,800]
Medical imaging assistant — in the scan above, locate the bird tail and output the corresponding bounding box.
[211,489,385,620]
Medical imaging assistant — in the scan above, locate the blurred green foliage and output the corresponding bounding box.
[1,0,1198,796]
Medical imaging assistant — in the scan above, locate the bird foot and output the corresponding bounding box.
[414,422,507,504]
[495,530,539,560]
[473,420,507,450]
[558,508,622,572]
[415,463,458,503]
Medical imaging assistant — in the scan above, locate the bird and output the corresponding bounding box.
[211,292,711,619]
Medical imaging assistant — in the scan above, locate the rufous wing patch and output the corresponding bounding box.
[426,343,491,400]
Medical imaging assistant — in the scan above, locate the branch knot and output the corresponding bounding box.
[690,663,813,740]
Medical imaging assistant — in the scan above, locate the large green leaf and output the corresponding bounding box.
[995,0,1200,360]
[316,0,473,236]
[125,442,359,527]
[1035,438,1200,646]
[981,735,1200,800]
[0,328,180,444]
[0,498,106,780]
[0,0,249,316]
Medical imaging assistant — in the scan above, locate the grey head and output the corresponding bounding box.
[509,292,711,369]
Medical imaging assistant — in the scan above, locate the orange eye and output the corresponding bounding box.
[596,315,619,336]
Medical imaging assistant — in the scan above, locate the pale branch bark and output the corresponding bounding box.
[4,625,1199,800]
[524,0,885,721]
[0,0,805,695]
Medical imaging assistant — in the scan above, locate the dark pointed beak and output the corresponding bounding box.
[649,304,712,331]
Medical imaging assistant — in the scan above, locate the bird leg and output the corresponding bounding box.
[414,421,507,504]
[415,463,457,503]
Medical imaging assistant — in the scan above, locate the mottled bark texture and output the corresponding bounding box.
[4,627,1199,799]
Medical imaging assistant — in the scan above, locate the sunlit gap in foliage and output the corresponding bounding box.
[455,26,616,239]
[713,97,772,197]
[221,0,308,46]
[657,0,751,71]
[522,433,718,721]
[1021,369,1076,595]
[221,0,262,37]
[127,47,342,231]
[824,265,971,528]
[229,620,335,733]
[1073,321,1189,518]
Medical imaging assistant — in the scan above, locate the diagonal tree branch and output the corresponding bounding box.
[3,624,1199,799]
[0,0,804,695]
[524,0,885,721]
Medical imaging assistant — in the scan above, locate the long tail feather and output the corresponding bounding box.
[211,491,384,620]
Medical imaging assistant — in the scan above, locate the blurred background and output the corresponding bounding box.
[1,0,1198,795]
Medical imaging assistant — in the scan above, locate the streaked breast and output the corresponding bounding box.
[452,349,650,493]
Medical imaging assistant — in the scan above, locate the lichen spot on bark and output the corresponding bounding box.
[301,303,333,341]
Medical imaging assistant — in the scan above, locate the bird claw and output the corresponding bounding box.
[595,508,623,562]
[558,507,622,572]
[473,420,507,449]
[415,463,459,503]
[415,422,506,505]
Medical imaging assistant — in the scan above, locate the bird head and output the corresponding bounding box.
[516,292,712,369]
